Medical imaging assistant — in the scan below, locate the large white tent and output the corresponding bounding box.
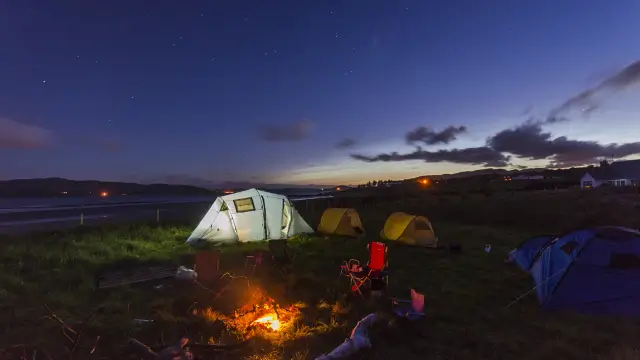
[186,188,314,245]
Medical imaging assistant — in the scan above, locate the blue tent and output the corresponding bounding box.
[521,226,640,316]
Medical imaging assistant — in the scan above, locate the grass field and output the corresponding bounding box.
[2,189,640,359]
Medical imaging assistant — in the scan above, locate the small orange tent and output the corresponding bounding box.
[380,212,438,248]
[317,208,365,237]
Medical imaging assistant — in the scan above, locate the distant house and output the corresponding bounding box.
[580,160,640,189]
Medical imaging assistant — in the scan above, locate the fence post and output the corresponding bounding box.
[156,208,160,224]
[80,212,84,225]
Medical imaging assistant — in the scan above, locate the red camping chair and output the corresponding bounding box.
[340,241,389,296]
[193,250,221,286]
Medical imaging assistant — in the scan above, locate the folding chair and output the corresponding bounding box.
[244,251,264,275]
[193,250,221,286]
[339,259,362,278]
[268,239,294,274]
[343,241,389,296]
[391,289,425,321]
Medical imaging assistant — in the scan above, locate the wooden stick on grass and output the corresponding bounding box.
[44,304,77,336]
[68,311,96,357]
[43,304,98,358]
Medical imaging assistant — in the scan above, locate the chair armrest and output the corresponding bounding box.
[391,298,411,305]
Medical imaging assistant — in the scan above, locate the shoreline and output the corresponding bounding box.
[0,195,333,235]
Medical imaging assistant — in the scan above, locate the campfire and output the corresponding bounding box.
[195,290,302,341]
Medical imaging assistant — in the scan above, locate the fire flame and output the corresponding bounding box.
[250,303,282,331]
[252,314,281,331]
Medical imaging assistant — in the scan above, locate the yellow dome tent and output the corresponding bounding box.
[317,208,365,237]
[380,212,438,248]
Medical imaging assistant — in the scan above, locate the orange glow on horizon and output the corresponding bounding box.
[99,191,109,197]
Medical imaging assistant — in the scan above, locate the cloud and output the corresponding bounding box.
[405,125,467,145]
[351,146,511,167]
[487,122,640,168]
[0,117,125,153]
[335,138,357,149]
[349,60,640,169]
[350,124,508,167]
[547,60,640,122]
[259,119,314,142]
[0,118,56,149]
[351,121,640,169]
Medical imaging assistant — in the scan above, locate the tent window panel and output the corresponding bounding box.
[233,198,255,213]
[609,253,640,269]
[560,241,578,255]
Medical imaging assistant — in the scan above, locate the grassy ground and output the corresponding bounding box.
[2,190,640,359]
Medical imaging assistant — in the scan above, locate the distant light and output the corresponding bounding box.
[223,190,234,194]
[61,191,67,195]
[99,191,109,198]
[336,187,341,191]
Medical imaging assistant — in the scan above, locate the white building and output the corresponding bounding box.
[580,160,640,189]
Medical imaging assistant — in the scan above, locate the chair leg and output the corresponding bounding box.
[352,277,368,297]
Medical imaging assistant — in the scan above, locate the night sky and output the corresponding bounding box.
[1,1,640,187]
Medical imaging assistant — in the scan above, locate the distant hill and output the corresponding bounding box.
[212,181,331,191]
[0,178,332,198]
[1,165,595,198]
[136,175,333,191]
[0,178,217,198]
[407,166,592,182]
